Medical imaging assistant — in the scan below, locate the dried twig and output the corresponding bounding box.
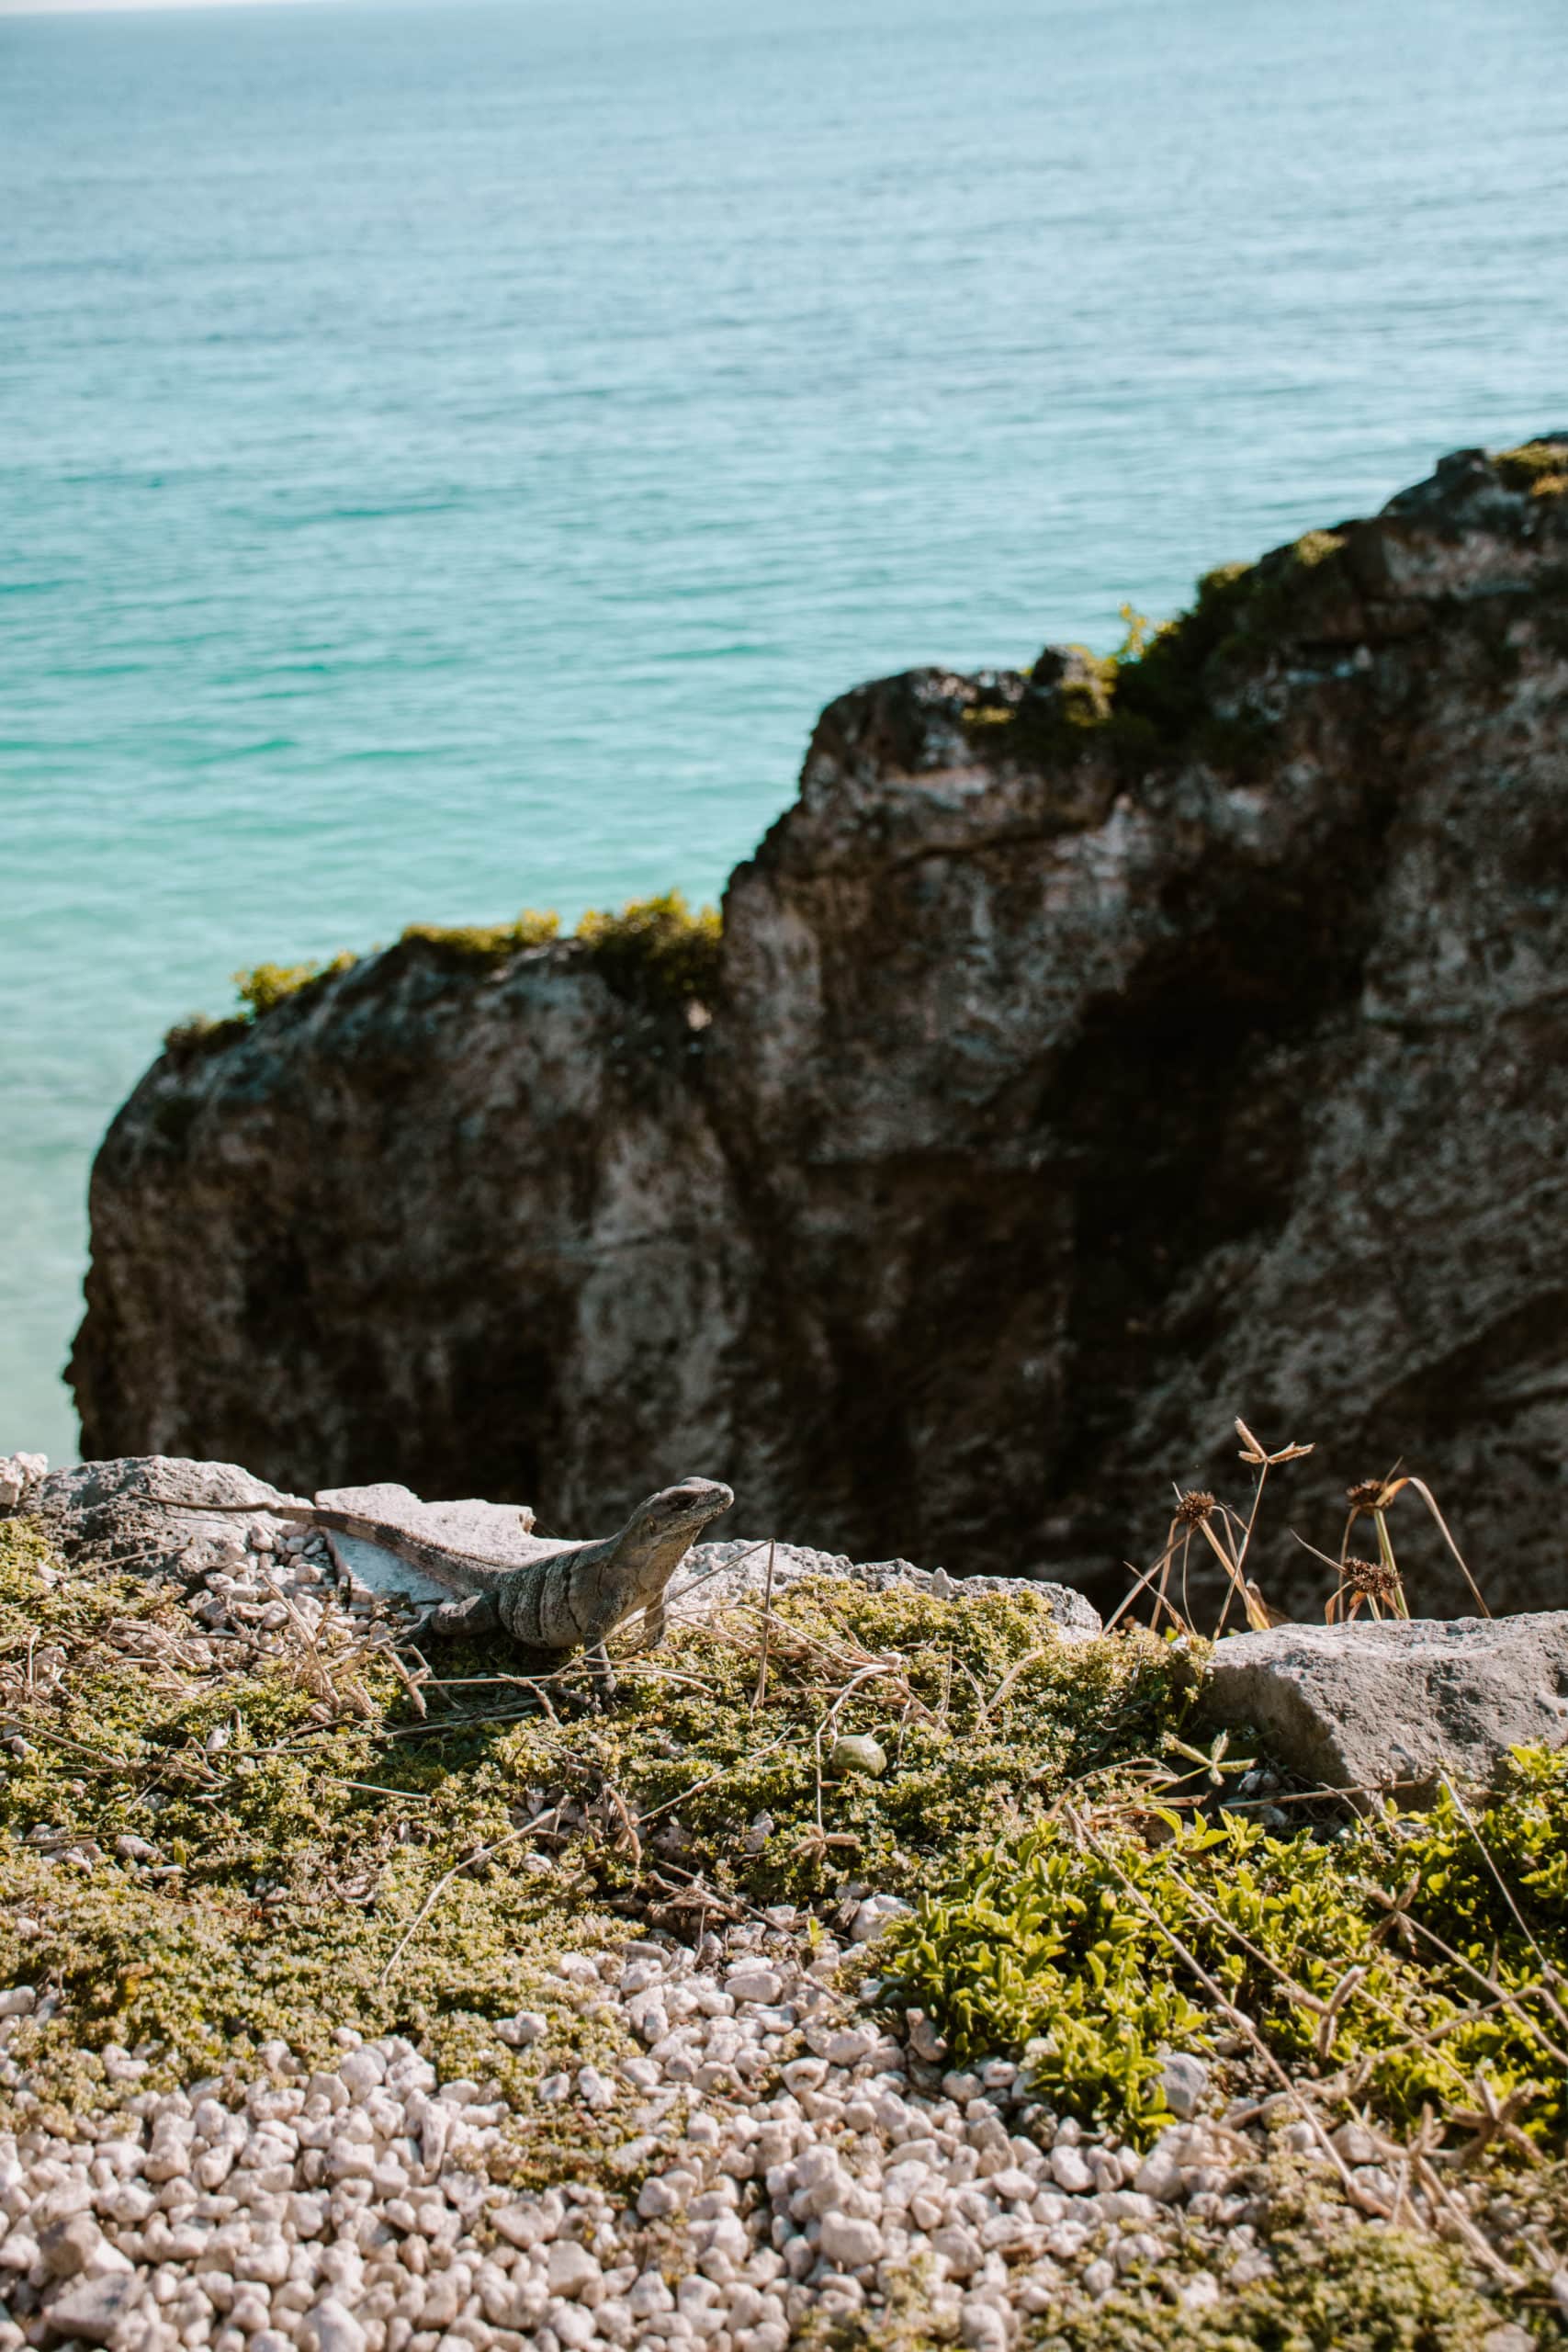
[378,1825,530,1984]
[752,1540,777,1713]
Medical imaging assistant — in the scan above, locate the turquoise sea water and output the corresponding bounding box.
[4,0,1566,1464]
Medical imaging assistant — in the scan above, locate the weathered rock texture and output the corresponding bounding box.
[7,1453,1101,1640]
[71,440,1568,1613]
[1201,1613,1568,1800]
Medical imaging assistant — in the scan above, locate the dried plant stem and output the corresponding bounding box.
[1438,1774,1553,1977]
[1404,1476,1491,1618]
[378,1824,529,1984]
[752,1540,777,1712]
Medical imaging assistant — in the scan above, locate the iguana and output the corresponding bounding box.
[152,1476,734,1699]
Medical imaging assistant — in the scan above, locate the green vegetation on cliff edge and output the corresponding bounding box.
[164,888,722,1053]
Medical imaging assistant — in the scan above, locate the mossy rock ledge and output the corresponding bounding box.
[2,1451,1567,2347]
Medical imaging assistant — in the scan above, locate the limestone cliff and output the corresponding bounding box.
[71,439,1568,1613]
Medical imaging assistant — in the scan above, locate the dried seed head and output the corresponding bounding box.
[1342,1555,1401,1601]
[1175,1490,1216,1526]
[1345,1478,1386,1515]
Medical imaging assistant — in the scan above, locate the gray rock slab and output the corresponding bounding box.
[670,1538,1101,1639]
[23,1454,1104,1640]
[1201,1611,1568,1800]
[33,1453,299,1578]
[312,1482,539,1605]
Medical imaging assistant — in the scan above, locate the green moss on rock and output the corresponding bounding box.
[397,909,561,969]
[1495,440,1568,498]
[0,1518,625,2132]
[1032,2219,1535,2352]
[573,889,722,1009]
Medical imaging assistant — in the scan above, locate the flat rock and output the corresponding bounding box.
[313,1481,540,1604]
[670,1538,1100,1638]
[30,1453,298,1578]
[1201,1611,1568,1800]
[17,1458,1101,1639]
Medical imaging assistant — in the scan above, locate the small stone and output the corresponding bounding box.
[960,2297,1010,2352]
[1348,2164,1398,2214]
[492,2200,549,2250]
[628,2271,676,2317]
[1133,2145,1185,2202]
[931,2223,982,2278]
[547,2242,603,2299]
[637,2171,694,2220]
[549,2298,599,2349]
[818,2212,883,2267]
[1159,2051,1211,2120]
[829,1735,887,1779]
[1331,2121,1381,2166]
[815,2026,877,2066]
[497,2010,547,2048]
[906,2008,948,2063]
[724,1967,784,2006]
[1049,2144,1092,2194]
[0,1986,36,2018]
[337,2047,386,2096]
[39,2211,130,2280]
[303,2294,368,2352]
[850,1894,911,1943]
[39,2273,144,2344]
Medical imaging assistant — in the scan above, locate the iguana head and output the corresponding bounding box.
[617,1476,734,1595]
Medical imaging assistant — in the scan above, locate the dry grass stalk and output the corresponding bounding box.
[377,1823,530,1984]
[1114,1414,1492,1640]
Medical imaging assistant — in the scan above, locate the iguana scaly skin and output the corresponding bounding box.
[155,1477,734,1696]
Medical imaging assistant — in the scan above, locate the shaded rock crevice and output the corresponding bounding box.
[70,440,1568,1611]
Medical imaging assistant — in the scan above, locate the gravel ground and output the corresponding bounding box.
[0,1914,1492,2352]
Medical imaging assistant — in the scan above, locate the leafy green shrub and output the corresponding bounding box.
[879,1751,1568,2145]
[398,909,560,967]
[1495,439,1568,497]
[574,888,722,1009]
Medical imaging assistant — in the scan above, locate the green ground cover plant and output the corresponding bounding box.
[1032,2221,1528,2352]
[0,1519,623,2161]
[0,1517,1182,2127]
[877,1748,1568,2150]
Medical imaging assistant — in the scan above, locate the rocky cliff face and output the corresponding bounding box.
[72,439,1568,1614]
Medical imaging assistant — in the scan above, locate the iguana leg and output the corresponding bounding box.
[585,1643,618,1706]
[640,1599,667,1651]
[418,1590,503,1639]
